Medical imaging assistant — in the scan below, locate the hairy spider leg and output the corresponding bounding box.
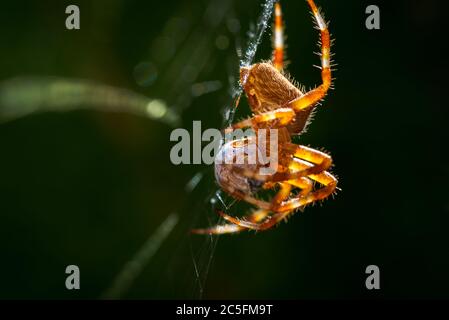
[270,143,332,181]
[191,183,292,235]
[288,176,313,196]
[218,208,287,231]
[191,153,331,234]
[286,176,313,212]
[230,107,295,130]
[276,172,337,213]
[272,2,285,71]
[215,182,292,232]
[218,163,336,231]
[190,208,269,235]
[193,175,317,235]
[230,0,333,137]
[287,0,332,112]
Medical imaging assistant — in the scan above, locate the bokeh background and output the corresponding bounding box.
[0,0,448,299]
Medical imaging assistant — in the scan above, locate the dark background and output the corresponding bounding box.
[0,0,448,299]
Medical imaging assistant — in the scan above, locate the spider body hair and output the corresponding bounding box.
[240,62,314,137]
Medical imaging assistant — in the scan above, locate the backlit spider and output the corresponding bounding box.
[192,0,338,234]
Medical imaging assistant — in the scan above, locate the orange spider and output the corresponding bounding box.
[192,0,338,235]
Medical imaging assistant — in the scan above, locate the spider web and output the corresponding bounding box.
[184,0,276,299]
[224,0,276,128]
[90,0,276,299]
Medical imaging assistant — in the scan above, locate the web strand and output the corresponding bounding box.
[189,0,276,299]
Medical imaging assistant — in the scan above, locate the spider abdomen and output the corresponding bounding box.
[214,138,266,195]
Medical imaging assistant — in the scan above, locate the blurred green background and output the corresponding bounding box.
[0,0,448,299]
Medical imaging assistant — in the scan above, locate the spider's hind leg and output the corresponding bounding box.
[288,0,333,112]
[191,182,292,234]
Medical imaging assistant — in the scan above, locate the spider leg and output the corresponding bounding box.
[274,142,332,179]
[216,182,293,231]
[190,223,243,235]
[191,182,292,234]
[272,181,293,206]
[286,0,332,112]
[288,176,313,196]
[274,170,337,213]
[272,2,285,71]
[281,176,313,213]
[273,157,337,212]
[212,171,336,231]
[226,108,295,131]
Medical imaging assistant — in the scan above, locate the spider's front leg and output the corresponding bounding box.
[226,107,296,132]
[215,182,293,233]
[266,156,338,213]
[193,175,316,235]
[228,158,337,218]
[271,143,332,181]
[288,0,333,112]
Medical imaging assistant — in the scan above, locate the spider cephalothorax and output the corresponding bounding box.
[193,0,338,234]
[240,63,302,114]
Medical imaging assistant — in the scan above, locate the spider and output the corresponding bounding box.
[192,0,338,234]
